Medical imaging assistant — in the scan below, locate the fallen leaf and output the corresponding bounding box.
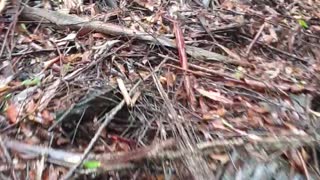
[202,111,220,120]
[215,43,242,62]
[55,32,77,43]
[196,88,233,104]
[209,153,230,165]
[6,103,18,124]
[116,141,131,152]
[165,72,176,88]
[25,100,36,113]
[92,33,107,39]
[159,76,167,84]
[41,110,54,124]
[64,53,83,63]
[133,0,158,11]
[43,57,60,71]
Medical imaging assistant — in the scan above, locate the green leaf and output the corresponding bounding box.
[62,64,72,76]
[83,161,101,169]
[21,77,41,86]
[20,24,27,30]
[233,71,244,80]
[233,66,245,80]
[4,93,12,99]
[298,19,308,29]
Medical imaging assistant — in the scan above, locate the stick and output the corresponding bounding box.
[245,23,265,56]
[20,6,231,63]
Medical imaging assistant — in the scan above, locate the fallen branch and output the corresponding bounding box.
[173,21,197,110]
[3,137,175,169]
[4,134,319,165]
[19,6,236,64]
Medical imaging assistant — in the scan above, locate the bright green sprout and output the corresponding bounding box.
[83,161,101,169]
[298,19,308,29]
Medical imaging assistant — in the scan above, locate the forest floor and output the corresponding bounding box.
[0,0,320,179]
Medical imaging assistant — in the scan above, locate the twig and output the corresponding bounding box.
[245,23,265,56]
[312,145,320,174]
[173,21,197,110]
[20,6,231,63]
[298,150,310,180]
[3,137,81,166]
[3,134,319,170]
[158,54,235,79]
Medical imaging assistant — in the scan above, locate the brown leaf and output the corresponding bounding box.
[202,111,219,120]
[283,122,306,135]
[209,153,230,165]
[116,142,131,152]
[159,76,166,84]
[41,110,54,124]
[196,88,233,104]
[25,100,36,113]
[92,33,107,39]
[290,84,305,93]
[133,0,158,11]
[56,137,70,146]
[251,105,269,114]
[64,53,83,63]
[203,108,226,120]
[165,72,176,88]
[216,108,226,116]
[43,56,60,71]
[6,103,18,124]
